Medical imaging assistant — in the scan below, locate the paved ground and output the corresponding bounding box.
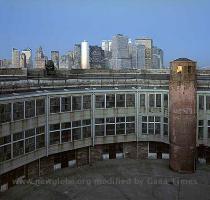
[1,159,210,200]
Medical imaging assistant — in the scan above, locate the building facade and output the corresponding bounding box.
[51,51,59,69]
[0,59,210,191]
[22,48,32,68]
[152,47,164,69]
[35,47,45,69]
[81,41,90,69]
[12,48,20,68]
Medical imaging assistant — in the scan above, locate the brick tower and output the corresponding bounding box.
[169,58,197,173]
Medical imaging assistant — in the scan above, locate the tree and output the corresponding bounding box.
[45,60,56,75]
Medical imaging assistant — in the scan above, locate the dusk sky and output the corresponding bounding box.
[0,0,210,67]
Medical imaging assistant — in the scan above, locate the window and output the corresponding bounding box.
[0,144,11,162]
[13,132,24,141]
[13,102,24,120]
[61,96,71,112]
[0,135,11,145]
[83,126,91,138]
[50,131,60,145]
[149,94,155,107]
[50,97,60,113]
[126,116,135,134]
[106,124,115,135]
[36,99,45,116]
[61,122,71,129]
[208,120,210,139]
[142,123,147,134]
[13,141,24,157]
[126,94,135,107]
[25,129,35,138]
[36,134,45,149]
[25,137,35,153]
[50,123,60,131]
[95,95,105,108]
[142,116,161,135]
[156,94,161,108]
[198,120,204,139]
[164,117,168,136]
[36,126,45,135]
[25,100,35,118]
[206,96,210,110]
[72,120,81,128]
[199,96,204,110]
[72,96,81,111]
[95,118,105,137]
[83,95,91,109]
[164,94,168,108]
[106,94,115,108]
[61,130,71,143]
[140,94,145,107]
[116,123,125,135]
[116,94,125,107]
[0,103,11,123]
[72,128,81,140]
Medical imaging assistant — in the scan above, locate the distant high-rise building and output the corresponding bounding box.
[12,48,20,68]
[22,48,32,68]
[101,40,112,52]
[131,44,145,69]
[81,41,90,69]
[20,53,26,68]
[51,51,59,68]
[152,46,164,69]
[111,34,131,69]
[89,45,105,68]
[0,60,3,67]
[35,47,45,69]
[73,44,81,68]
[59,55,69,69]
[135,38,153,69]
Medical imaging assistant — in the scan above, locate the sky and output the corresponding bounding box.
[0,0,210,67]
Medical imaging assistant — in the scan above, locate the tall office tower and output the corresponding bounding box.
[35,47,45,69]
[51,51,59,69]
[131,44,145,69]
[81,40,90,69]
[152,46,164,69]
[20,53,26,68]
[12,48,20,68]
[101,40,112,52]
[135,38,153,69]
[67,51,75,69]
[59,55,69,69]
[169,58,197,173]
[111,34,131,69]
[89,45,105,68]
[0,60,3,67]
[128,39,132,58]
[22,48,32,68]
[73,44,81,68]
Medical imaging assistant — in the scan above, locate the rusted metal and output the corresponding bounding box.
[169,58,197,173]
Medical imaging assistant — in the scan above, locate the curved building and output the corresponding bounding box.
[0,59,210,191]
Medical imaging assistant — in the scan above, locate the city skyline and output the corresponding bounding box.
[0,0,210,67]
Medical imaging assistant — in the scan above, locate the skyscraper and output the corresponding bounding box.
[51,51,59,69]
[111,34,131,69]
[135,38,153,69]
[131,44,145,69]
[89,45,105,68]
[35,47,45,69]
[20,53,26,68]
[12,48,20,68]
[152,46,164,69]
[22,48,32,68]
[73,44,81,68]
[81,40,90,69]
[101,40,112,52]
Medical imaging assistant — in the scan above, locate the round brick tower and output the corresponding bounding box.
[169,58,197,173]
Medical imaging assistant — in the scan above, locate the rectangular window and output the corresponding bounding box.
[61,122,71,129]
[0,144,11,162]
[208,127,210,139]
[106,124,115,135]
[72,120,81,128]
[148,123,154,134]
[156,94,161,107]
[198,127,203,139]
[13,132,24,141]
[155,123,161,135]
[0,103,11,123]
[13,141,24,157]
[142,123,147,134]
[83,126,91,138]
[50,131,60,145]
[126,116,135,122]
[25,137,35,153]
[106,117,115,123]
[116,123,125,135]
[25,129,35,138]
[25,100,35,118]
[13,102,24,121]
[0,135,11,145]
[36,126,45,135]
[164,124,168,136]
[164,94,168,108]
[83,95,91,109]
[72,128,81,140]
[72,96,82,111]
[95,125,105,136]
[126,123,135,134]
[95,95,105,108]
[140,94,145,107]
[36,99,45,116]
[95,118,104,124]
[106,94,115,108]
[50,97,60,113]
[61,130,71,143]
[116,117,125,123]
[126,94,135,107]
[36,134,45,149]
[61,96,71,112]
[116,94,125,107]
[206,96,210,110]
[149,94,155,107]
[199,96,204,110]
[50,123,60,131]
[82,119,91,126]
